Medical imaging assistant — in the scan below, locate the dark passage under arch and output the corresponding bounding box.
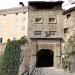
[36,49,54,67]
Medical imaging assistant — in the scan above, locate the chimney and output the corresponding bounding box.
[19,2,24,7]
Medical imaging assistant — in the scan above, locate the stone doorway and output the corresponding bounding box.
[36,49,54,67]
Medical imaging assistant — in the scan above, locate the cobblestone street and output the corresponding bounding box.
[35,67,74,75]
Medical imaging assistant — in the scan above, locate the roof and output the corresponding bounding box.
[63,7,75,15]
[0,6,28,15]
[29,1,63,9]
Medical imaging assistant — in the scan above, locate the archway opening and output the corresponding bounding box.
[36,49,54,67]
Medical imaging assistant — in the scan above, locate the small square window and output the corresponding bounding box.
[67,14,71,19]
[16,12,18,15]
[0,38,3,43]
[23,12,26,14]
[35,18,43,24]
[3,14,6,16]
[64,28,68,34]
[34,31,42,35]
[48,18,56,23]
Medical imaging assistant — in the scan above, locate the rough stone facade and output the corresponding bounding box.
[28,1,64,68]
[63,10,75,41]
[63,8,75,72]
[19,43,31,75]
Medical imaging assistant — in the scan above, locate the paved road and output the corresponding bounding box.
[35,67,73,75]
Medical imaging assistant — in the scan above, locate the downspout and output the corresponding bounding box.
[36,39,38,67]
[60,39,62,67]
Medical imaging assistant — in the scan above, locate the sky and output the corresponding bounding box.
[0,0,75,10]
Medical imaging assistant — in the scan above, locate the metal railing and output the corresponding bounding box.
[21,64,36,75]
[30,64,36,75]
[21,67,29,75]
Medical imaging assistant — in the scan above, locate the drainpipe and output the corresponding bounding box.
[60,39,62,67]
[36,39,38,67]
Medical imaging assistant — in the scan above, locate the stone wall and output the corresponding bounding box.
[63,10,75,72]
[19,43,31,75]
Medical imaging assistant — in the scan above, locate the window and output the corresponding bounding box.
[64,28,68,34]
[22,26,25,30]
[23,12,26,14]
[0,26,4,32]
[35,18,43,24]
[0,38,3,43]
[67,14,71,19]
[16,12,18,15]
[13,37,16,41]
[23,17,25,21]
[48,18,56,23]
[3,14,6,16]
[43,31,56,37]
[13,26,19,31]
[34,31,42,35]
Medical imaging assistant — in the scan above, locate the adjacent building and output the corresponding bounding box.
[63,7,75,72]
[0,6,28,43]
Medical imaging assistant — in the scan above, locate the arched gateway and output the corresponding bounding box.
[36,49,54,67]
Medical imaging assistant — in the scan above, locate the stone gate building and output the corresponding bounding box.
[28,1,64,68]
[1,1,75,74]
